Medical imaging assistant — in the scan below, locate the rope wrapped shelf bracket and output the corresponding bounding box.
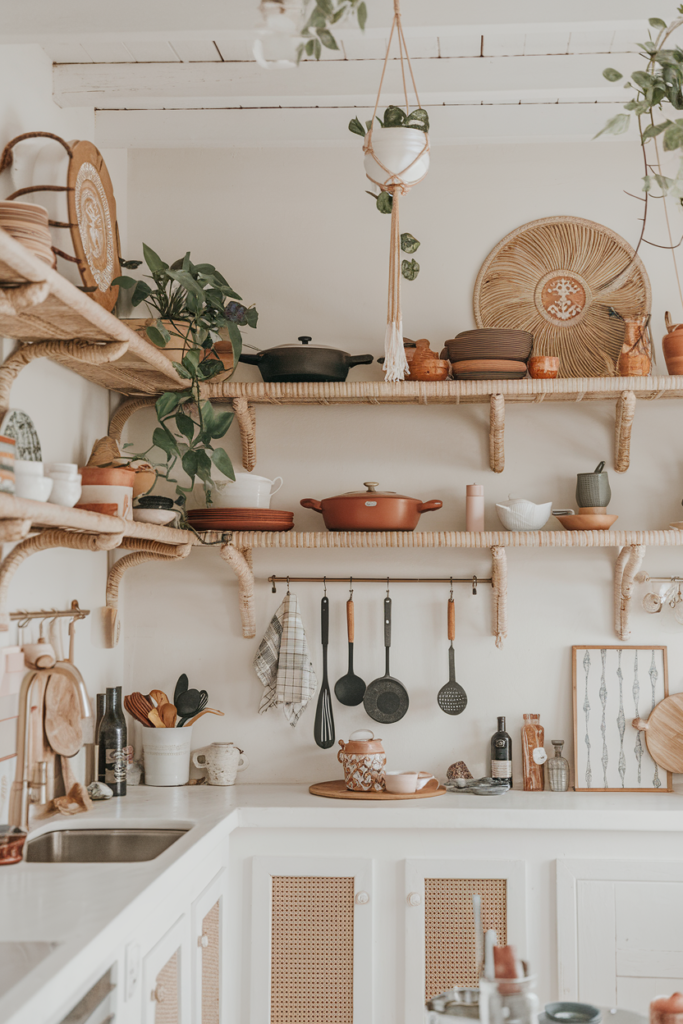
[232,398,256,472]
[489,394,505,474]
[614,543,646,641]
[220,544,255,639]
[614,390,636,473]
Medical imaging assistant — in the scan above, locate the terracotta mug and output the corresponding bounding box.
[192,742,249,786]
[337,729,386,792]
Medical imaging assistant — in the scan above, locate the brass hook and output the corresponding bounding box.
[386,577,390,598]
[472,575,478,595]
[286,576,290,596]
[349,576,353,599]
[323,576,327,597]
[449,577,454,602]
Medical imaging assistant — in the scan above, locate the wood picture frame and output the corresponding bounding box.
[572,646,672,793]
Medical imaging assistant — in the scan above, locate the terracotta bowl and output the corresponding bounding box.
[528,355,559,379]
[75,502,120,516]
[409,360,450,381]
[554,513,618,531]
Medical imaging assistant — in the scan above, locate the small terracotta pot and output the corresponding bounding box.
[80,466,136,487]
[409,360,450,382]
[528,355,559,379]
[618,351,651,376]
[663,331,683,375]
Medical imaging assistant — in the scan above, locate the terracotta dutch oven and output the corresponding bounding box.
[301,481,442,531]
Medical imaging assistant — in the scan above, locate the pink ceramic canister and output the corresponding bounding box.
[337,729,386,792]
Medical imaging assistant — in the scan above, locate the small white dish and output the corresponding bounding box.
[48,479,82,507]
[15,476,53,502]
[133,508,178,526]
[14,460,44,477]
[385,771,435,794]
[496,496,553,531]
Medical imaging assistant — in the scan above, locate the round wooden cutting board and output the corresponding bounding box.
[66,140,120,311]
[633,692,683,773]
[309,779,447,800]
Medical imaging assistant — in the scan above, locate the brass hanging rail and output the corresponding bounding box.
[268,576,490,594]
[9,598,90,627]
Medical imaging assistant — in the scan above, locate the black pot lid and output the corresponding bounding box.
[259,336,349,353]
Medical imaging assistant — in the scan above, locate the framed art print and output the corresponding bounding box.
[572,646,672,793]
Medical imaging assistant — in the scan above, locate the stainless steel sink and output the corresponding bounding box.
[26,828,188,863]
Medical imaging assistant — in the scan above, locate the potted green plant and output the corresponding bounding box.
[113,245,258,503]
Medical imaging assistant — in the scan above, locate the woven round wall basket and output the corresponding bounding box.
[473,216,652,378]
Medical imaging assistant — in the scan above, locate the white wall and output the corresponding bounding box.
[0,45,115,812]
[120,138,683,787]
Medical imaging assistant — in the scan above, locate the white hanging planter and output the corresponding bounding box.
[363,127,430,189]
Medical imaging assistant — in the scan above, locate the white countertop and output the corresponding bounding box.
[3,782,683,1024]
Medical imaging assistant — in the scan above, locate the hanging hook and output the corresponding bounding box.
[270,576,277,593]
[323,576,327,597]
[386,577,390,598]
[449,577,454,601]
[349,576,353,598]
[286,576,290,596]
[472,575,478,596]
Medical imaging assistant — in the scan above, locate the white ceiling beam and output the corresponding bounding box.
[94,101,633,149]
[53,54,626,107]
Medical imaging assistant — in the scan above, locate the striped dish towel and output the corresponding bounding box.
[254,593,317,726]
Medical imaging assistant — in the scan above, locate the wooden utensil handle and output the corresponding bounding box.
[347,599,354,643]
[448,598,455,642]
[321,596,329,645]
[632,717,649,731]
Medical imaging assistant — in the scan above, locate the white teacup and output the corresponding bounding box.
[192,742,249,786]
[385,770,435,794]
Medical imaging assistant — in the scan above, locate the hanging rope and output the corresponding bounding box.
[361,0,429,382]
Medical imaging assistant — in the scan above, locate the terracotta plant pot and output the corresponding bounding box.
[528,355,560,379]
[662,329,683,375]
[80,466,136,487]
[121,318,234,383]
[300,481,442,532]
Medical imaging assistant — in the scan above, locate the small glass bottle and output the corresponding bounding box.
[97,686,127,797]
[490,716,512,784]
[522,713,546,791]
[546,740,570,792]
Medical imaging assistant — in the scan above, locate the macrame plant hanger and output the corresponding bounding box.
[363,0,429,381]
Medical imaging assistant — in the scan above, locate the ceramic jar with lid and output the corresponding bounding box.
[337,729,386,791]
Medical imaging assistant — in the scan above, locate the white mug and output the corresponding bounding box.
[192,742,249,786]
[385,770,435,794]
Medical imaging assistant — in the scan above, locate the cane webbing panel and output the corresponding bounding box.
[202,901,220,1024]
[271,875,354,1024]
[424,878,507,999]
[154,950,179,1024]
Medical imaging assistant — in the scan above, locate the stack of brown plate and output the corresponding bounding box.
[444,329,533,379]
[186,507,294,532]
[0,202,55,268]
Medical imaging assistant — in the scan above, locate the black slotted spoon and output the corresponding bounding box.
[314,595,335,748]
[363,595,409,724]
[437,595,467,715]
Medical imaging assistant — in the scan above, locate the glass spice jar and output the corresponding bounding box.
[546,740,570,792]
[521,714,546,791]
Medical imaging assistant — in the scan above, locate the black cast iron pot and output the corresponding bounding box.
[239,336,373,383]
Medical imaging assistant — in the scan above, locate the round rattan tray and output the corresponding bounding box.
[309,779,447,800]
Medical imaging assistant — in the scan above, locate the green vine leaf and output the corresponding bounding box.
[594,112,630,138]
[181,449,198,482]
[153,427,180,458]
[376,191,393,214]
[316,27,339,49]
[649,17,668,29]
[211,447,235,480]
[400,232,420,254]
[176,409,195,442]
[357,1,367,30]
[348,116,367,137]
[603,68,623,81]
[401,259,420,281]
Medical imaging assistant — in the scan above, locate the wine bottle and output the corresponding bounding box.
[97,686,127,797]
[490,716,512,784]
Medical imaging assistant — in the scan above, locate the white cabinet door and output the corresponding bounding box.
[404,858,528,1024]
[557,859,683,1013]
[141,915,192,1024]
[250,856,373,1024]
[191,869,227,1024]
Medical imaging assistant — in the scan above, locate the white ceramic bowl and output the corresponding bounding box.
[495,500,552,532]
[363,126,430,188]
[46,462,78,475]
[133,508,178,526]
[48,479,82,507]
[14,460,44,477]
[15,476,53,502]
[212,472,283,510]
[47,471,81,482]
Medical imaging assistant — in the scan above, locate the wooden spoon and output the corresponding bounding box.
[148,707,166,728]
[124,694,153,727]
[159,702,177,728]
[149,689,169,708]
[182,708,225,728]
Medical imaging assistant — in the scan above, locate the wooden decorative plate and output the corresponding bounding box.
[309,779,447,800]
[474,216,651,378]
[66,140,120,312]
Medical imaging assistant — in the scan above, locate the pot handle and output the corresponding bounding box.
[417,499,443,514]
[593,461,606,474]
[337,740,346,763]
[346,353,374,367]
[237,352,262,365]
[300,498,323,513]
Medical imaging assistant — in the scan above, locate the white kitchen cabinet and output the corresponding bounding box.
[404,858,528,1024]
[141,916,192,1024]
[191,869,227,1024]
[250,856,374,1024]
[557,858,683,1014]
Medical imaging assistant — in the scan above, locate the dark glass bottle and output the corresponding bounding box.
[490,715,512,785]
[97,686,127,796]
[94,693,107,785]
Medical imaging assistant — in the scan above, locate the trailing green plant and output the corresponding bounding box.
[112,245,258,503]
[297,0,367,62]
[348,105,429,280]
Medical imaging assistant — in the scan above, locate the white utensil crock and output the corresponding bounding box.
[363,126,430,188]
[212,472,283,509]
[142,725,193,786]
[192,742,249,786]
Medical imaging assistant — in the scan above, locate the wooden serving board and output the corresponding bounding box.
[309,779,447,801]
[633,692,683,773]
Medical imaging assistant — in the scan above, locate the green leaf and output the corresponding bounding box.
[316,27,339,49]
[226,321,243,358]
[332,5,347,23]
[155,391,184,420]
[357,0,367,29]
[400,232,420,253]
[145,324,168,348]
[201,401,234,440]
[118,259,142,270]
[171,360,192,380]
[401,259,420,281]
[640,40,658,54]
[305,39,315,55]
[153,427,180,458]
[111,275,138,289]
[643,175,653,192]
[603,67,623,82]
[195,449,213,483]
[655,173,675,190]
[642,120,671,141]
[211,446,235,481]
[663,122,683,149]
[182,349,200,374]
[376,191,393,214]
[406,107,430,129]
[166,268,206,301]
[313,38,322,60]
[175,409,195,442]
[632,70,655,90]
[383,105,406,127]
[649,17,668,29]
[244,307,258,329]
[317,0,333,15]
[181,449,198,482]
[131,281,152,307]
[142,243,168,274]
[594,112,630,138]
[348,116,367,137]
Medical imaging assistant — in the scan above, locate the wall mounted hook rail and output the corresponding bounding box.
[268,575,489,593]
[10,598,89,628]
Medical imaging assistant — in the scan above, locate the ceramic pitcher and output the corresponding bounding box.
[337,729,386,792]
[192,742,249,786]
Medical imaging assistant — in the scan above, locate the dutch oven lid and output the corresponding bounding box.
[325,482,417,502]
[339,729,385,754]
[261,335,349,353]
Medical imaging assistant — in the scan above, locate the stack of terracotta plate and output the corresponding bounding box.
[443,329,533,379]
[186,508,294,532]
[0,202,55,268]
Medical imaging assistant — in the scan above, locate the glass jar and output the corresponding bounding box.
[480,974,539,1024]
[546,740,570,792]
[521,714,546,791]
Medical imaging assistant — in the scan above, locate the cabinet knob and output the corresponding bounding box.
[354,891,370,905]
[153,984,166,1003]
[407,892,421,907]
[199,933,210,948]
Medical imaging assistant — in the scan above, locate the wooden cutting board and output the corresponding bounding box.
[44,670,82,757]
[633,693,683,773]
[309,779,446,801]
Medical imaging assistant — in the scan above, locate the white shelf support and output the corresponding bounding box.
[491,545,508,648]
[614,390,636,474]
[614,543,646,641]
[221,544,255,638]
[489,394,505,473]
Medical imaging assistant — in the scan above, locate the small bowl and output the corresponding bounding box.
[15,476,53,502]
[528,355,560,379]
[48,479,82,507]
[133,508,178,526]
[14,460,44,477]
[0,825,27,865]
[554,513,618,531]
[545,1002,601,1024]
[409,360,450,382]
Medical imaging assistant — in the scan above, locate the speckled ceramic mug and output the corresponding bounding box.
[192,742,249,786]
